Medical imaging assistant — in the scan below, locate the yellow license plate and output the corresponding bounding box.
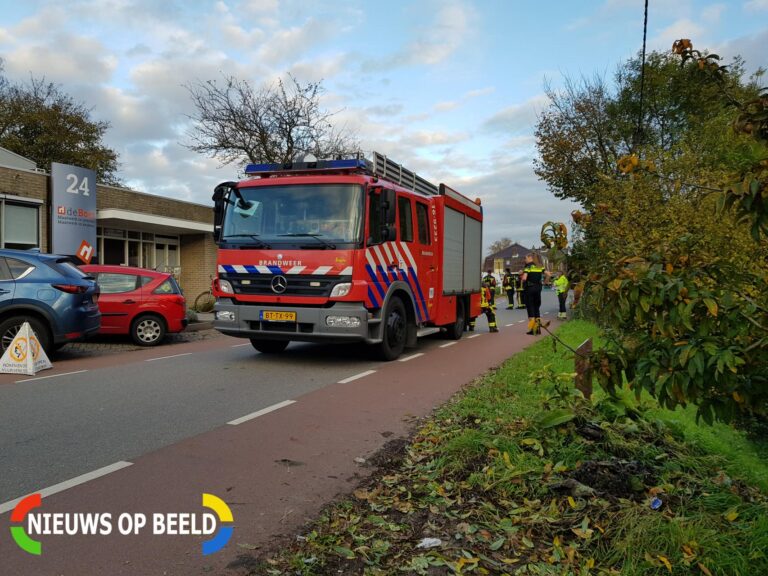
[260,310,296,322]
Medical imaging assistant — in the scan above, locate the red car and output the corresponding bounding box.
[81,265,188,346]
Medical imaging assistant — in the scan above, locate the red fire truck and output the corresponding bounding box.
[211,152,482,360]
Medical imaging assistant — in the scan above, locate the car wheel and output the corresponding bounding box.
[0,315,52,356]
[131,315,166,346]
[250,339,289,353]
[444,299,465,340]
[376,296,407,361]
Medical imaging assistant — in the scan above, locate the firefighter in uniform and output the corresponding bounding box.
[468,282,499,333]
[515,269,526,309]
[482,270,497,305]
[502,268,516,309]
[522,253,550,335]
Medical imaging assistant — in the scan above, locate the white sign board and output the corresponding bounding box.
[0,322,53,376]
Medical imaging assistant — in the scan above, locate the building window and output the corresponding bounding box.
[1,202,39,250]
[97,228,179,269]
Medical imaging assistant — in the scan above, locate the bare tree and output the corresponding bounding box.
[488,237,514,254]
[184,74,359,167]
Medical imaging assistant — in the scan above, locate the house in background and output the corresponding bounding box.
[483,242,551,275]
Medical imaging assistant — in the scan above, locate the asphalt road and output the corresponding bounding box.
[0,292,561,575]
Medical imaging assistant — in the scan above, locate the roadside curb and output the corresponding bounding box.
[185,321,214,332]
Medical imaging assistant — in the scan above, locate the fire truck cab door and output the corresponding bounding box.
[413,200,436,323]
[395,195,431,324]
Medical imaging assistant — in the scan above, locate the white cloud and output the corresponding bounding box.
[256,18,338,64]
[408,131,469,147]
[701,4,727,22]
[456,156,579,250]
[434,101,459,112]
[408,1,470,66]
[483,94,550,135]
[366,0,473,70]
[364,104,405,117]
[648,18,707,52]
[465,87,495,99]
[4,33,117,85]
[714,28,768,74]
[288,52,348,83]
[745,0,768,11]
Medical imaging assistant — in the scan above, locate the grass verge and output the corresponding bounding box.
[243,320,768,575]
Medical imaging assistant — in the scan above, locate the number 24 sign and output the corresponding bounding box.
[66,173,91,196]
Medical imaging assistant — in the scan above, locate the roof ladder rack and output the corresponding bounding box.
[370,151,439,196]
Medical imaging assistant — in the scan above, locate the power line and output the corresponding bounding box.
[634,0,649,151]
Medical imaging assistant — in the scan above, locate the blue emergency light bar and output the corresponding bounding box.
[244,158,369,175]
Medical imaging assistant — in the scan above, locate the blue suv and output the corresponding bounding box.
[0,249,101,355]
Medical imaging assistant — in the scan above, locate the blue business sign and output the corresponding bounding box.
[51,162,97,263]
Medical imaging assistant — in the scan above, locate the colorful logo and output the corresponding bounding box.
[10,494,42,555]
[201,493,233,555]
[77,240,94,264]
[9,493,233,556]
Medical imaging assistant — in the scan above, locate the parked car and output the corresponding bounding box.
[0,249,101,355]
[80,265,187,346]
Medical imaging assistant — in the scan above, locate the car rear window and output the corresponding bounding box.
[6,257,36,279]
[48,259,91,279]
[153,277,181,295]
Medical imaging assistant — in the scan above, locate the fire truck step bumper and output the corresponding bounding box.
[213,300,373,343]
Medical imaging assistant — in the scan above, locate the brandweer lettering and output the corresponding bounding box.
[258,260,302,266]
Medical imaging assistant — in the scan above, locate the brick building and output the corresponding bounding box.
[0,148,216,302]
[483,242,549,274]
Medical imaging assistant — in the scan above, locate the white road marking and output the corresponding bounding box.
[439,342,457,348]
[518,320,525,323]
[227,400,296,426]
[16,370,88,383]
[145,352,193,362]
[399,353,424,362]
[468,334,482,339]
[0,461,133,515]
[505,323,516,327]
[231,343,251,347]
[338,370,376,384]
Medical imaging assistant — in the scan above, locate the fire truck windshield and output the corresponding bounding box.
[221,184,364,246]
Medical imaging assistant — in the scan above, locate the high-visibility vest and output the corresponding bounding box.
[480,286,492,307]
[554,275,569,294]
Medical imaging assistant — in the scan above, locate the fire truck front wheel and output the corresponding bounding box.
[376,297,408,361]
[250,339,290,354]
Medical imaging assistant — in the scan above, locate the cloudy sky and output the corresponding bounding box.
[1,0,766,250]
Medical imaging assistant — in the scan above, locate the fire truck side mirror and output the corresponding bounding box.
[212,181,237,242]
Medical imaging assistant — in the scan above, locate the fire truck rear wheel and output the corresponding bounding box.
[444,299,465,340]
[250,339,290,354]
[377,297,407,361]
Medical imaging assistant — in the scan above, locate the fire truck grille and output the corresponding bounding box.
[222,274,349,297]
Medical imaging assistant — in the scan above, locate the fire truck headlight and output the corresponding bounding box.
[216,310,236,321]
[330,282,352,298]
[218,280,234,294]
[326,315,361,328]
